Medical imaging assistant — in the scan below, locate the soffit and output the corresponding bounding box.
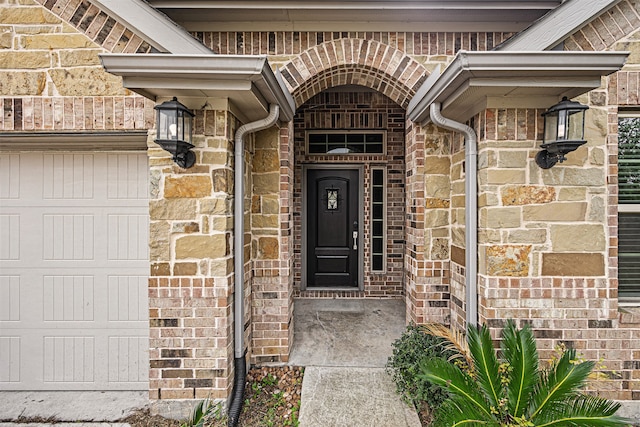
[408,51,629,124]
[100,54,296,124]
[146,0,563,32]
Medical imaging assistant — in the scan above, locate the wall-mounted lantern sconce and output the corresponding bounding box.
[154,97,195,169]
[535,96,589,169]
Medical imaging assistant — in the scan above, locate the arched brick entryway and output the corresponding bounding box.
[262,39,449,342]
[279,38,428,108]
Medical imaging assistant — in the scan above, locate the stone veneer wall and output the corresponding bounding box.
[0,0,155,131]
[147,107,241,400]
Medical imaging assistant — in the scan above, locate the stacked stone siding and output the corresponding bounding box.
[250,125,294,364]
[0,0,155,131]
[148,107,243,400]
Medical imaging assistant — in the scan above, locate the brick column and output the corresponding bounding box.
[250,123,294,364]
[148,107,237,401]
[405,120,452,326]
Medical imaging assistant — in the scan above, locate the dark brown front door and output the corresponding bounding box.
[307,169,359,287]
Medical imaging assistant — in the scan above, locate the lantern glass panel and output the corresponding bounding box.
[544,112,558,143]
[177,110,192,142]
[567,109,585,141]
[158,108,178,141]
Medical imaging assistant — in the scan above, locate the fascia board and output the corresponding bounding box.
[100,54,295,122]
[497,0,623,51]
[0,131,148,151]
[89,0,210,54]
[408,50,628,124]
[151,2,560,10]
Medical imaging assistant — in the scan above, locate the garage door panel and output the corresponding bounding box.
[108,336,147,383]
[43,275,95,322]
[43,154,95,200]
[0,275,20,321]
[0,151,149,391]
[108,275,148,322]
[0,153,20,199]
[43,336,95,383]
[107,214,149,261]
[0,336,20,383]
[43,214,95,261]
[0,214,20,260]
[107,153,149,200]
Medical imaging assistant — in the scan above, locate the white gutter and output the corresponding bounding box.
[497,0,622,51]
[430,103,478,328]
[89,0,211,54]
[228,104,279,426]
[233,103,280,360]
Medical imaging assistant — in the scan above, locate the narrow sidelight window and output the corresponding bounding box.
[371,168,385,272]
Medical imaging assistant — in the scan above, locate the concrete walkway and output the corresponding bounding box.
[292,298,421,427]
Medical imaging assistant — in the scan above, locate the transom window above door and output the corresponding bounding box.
[307,131,385,154]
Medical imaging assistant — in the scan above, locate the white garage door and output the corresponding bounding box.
[0,152,149,391]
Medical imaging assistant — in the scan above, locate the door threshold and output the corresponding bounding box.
[296,288,365,298]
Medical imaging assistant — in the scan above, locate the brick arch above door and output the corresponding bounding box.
[279,38,429,108]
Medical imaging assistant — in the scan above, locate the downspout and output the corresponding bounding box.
[429,103,478,328]
[228,104,280,427]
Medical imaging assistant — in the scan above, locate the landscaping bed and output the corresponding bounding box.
[123,366,304,427]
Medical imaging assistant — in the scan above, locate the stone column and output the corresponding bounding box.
[148,106,237,401]
[250,123,294,364]
[405,120,453,326]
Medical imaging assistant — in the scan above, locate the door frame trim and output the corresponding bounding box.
[302,164,364,291]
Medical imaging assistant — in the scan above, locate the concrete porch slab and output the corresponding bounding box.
[289,297,406,368]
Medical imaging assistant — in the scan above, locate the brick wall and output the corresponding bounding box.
[292,90,406,297]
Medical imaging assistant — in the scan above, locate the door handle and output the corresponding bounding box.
[353,230,358,250]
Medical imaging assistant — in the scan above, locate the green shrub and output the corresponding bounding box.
[386,324,454,409]
[419,320,629,427]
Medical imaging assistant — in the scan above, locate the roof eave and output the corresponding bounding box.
[407,50,629,125]
[100,54,295,123]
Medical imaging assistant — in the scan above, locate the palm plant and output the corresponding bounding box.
[419,320,629,427]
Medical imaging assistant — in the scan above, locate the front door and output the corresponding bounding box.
[306,168,360,287]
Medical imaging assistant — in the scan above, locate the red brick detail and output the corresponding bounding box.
[609,72,640,106]
[292,91,407,297]
[280,39,428,108]
[0,96,155,131]
[196,31,512,57]
[33,0,155,54]
[564,0,640,52]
